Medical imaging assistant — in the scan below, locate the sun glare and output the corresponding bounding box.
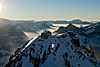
[0,2,2,12]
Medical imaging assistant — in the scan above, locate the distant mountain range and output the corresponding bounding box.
[48,19,94,24]
[68,19,93,24]
[0,18,96,24]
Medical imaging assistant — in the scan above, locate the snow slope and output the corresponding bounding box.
[5,31,100,67]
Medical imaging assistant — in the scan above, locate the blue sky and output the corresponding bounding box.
[0,0,100,21]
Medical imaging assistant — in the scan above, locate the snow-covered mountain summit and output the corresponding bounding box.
[5,31,100,67]
[69,19,92,24]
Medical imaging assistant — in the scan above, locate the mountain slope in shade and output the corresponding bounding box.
[5,31,100,67]
[84,22,100,35]
[54,23,81,34]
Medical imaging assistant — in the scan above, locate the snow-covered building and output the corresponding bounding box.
[41,30,51,39]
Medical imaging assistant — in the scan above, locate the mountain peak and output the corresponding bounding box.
[54,23,79,33]
[69,19,91,24]
[5,31,100,67]
[71,19,82,22]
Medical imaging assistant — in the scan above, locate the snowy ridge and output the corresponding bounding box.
[84,28,94,34]
[5,31,100,67]
[84,22,100,34]
[84,23,99,34]
[54,23,80,33]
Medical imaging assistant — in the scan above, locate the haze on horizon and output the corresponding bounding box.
[0,0,100,21]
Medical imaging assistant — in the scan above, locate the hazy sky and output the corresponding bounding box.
[0,0,100,21]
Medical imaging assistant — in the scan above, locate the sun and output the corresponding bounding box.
[0,2,2,12]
